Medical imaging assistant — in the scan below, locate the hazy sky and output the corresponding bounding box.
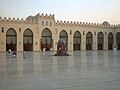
[0,0,120,24]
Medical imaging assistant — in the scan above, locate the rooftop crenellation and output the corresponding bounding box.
[55,20,119,28]
[0,13,120,28]
[39,13,55,20]
[0,16,38,24]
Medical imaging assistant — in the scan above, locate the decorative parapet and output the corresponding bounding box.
[55,20,119,28]
[0,13,55,24]
[0,16,38,24]
[113,24,120,28]
[0,13,120,28]
[39,13,55,20]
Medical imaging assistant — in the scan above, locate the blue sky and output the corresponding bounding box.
[0,0,120,24]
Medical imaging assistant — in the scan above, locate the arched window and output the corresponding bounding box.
[41,28,52,51]
[108,32,114,50]
[23,29,33,51]
[41,21,44,26]
[46,21,48,26]
[86,32,93,50]
[6,28,17,51]
[97,32,104,50]
[50,21,52,26]
[59,30,68,50]
[73,31,81,50]
[116,32,120,50]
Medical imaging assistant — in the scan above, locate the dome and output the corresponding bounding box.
[58,38,66,45]
[102,21,110,26]
[26,16,34,21]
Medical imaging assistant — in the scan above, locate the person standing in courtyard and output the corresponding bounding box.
[50,48,53,51]
[8,49,12,55]
[43,48,46,55]
[13,50,17,58]
[113,46,117,56]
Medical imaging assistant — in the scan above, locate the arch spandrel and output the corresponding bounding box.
[59,30,68,37]
[6,28,17,36]
[24,28,33,36]
[86,31,93,37]
[74,31,81,37]
[41,28,52,37]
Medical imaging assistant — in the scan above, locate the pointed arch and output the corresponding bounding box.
[108,32,114,50]
[73,31,81,50]
[6,28,17,51]
[23,28,33,51]
[41,28,52,51]
[59,30,68,50]
[97,32,104,50]
[116,32,120,50]
[86,32,93,50]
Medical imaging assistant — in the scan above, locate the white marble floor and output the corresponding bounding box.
[0,51,120,90]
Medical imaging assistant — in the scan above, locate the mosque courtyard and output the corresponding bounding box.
[0,51,120,90]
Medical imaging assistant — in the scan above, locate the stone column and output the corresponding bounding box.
[81,31,86,50]
[17,28,23,51]
[33,28,40,51]
[93,31,97,50]
[104,32,108,50]
[68,30,73,51]
[0,27,6,51]
[53,28,58,51]
[113,31,117,48]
